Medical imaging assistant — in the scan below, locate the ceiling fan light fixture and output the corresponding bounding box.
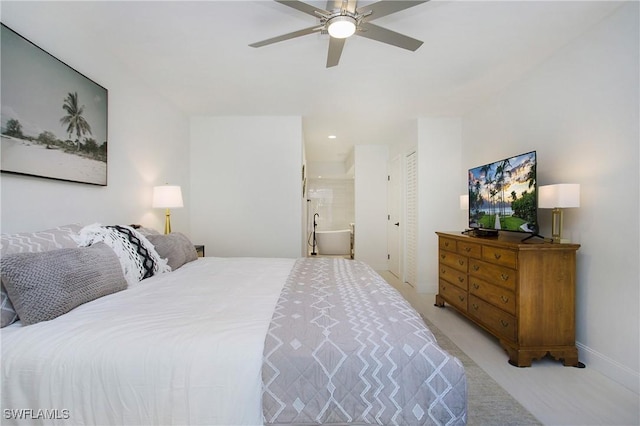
[327,16,356,39]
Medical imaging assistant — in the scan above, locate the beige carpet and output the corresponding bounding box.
[422,316,542,425]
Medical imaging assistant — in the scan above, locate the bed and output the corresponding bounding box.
[1,224,467,425]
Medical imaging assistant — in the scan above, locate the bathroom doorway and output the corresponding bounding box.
[306,178,355,257]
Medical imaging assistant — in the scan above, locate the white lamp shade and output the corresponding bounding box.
[538,184,580,208]
[459,194,469,210]
[152,185,183,208]
[327,16,356,38]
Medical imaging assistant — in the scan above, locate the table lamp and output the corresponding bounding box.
[152,185,183,234]
[538,184,580,243]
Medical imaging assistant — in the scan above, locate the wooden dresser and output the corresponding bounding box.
[435,231,581,367]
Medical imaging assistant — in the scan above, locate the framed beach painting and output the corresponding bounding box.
[1,24,108,186]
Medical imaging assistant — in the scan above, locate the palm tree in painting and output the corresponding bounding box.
[496,158,511,216]
[526,161,536,189]
[474,180,482,213]
[479,164,492,215]
[60,92,92,151]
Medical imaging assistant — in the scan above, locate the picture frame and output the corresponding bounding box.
[1,23,108,186]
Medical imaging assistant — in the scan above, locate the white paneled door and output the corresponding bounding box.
[387,156,401,278]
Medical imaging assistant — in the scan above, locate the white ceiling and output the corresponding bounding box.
[1,1,623,166]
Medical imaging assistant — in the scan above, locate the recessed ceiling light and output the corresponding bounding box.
[328,135,337,139]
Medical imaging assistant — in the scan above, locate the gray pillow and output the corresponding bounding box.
[1,223,83,327]
[1,242,128,326]
[134,226,161,237]
[146,233,198,271]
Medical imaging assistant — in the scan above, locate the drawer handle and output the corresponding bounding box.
[472,265,480,271]
[494,253,502,260]
[444,241,450,247]
[458,276,465,283]
[441,268,446,274]
[472,283,480,290]
[500,296,510,303]
[458,259,464,266]
[472,303,479,310]
[465,247,471,252]
[500,320,510,328]
[440,254,446,259]
[500,273,509,281]
[458,295,465,302]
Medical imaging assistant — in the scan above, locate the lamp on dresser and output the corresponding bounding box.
[152,185,183,234]
[538,183,580,243]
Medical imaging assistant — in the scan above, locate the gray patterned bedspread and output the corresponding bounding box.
[262,258,467,425]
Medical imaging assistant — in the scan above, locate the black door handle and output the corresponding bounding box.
[394,222,400,226]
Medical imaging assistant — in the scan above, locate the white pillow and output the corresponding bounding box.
[74,224,170,287]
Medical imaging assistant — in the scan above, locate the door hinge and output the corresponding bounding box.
[388,214,390,220]
[388,175,390,181]
[387,254,390,260]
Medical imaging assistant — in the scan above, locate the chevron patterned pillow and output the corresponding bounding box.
[74,224,171,287]
[0,224,82,257]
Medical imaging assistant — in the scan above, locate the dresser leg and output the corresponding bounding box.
[551,348,585,368]
[434,294,445,307]
[505,345,584,368]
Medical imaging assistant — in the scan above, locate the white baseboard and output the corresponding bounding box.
[577,341,639,394]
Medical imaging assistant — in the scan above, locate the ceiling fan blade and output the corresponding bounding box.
[357,22,423,51]
[275,0,329,17]
[326,0,341,10]
[357,0,429,20]
[325,0,356,13]
[326,36,346,68]
[249,25,322,48]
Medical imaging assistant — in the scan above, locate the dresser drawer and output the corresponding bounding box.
[439,249,468,272]
[457,241,481,259]
[439,237,457,252]
[482,245,517,268]
[439,279,468,312]
[439,264,468,290]
[468,295,516,342]
[469,259,516,291]
[469,276,516,316]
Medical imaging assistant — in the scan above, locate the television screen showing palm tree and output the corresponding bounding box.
[1,24,108,186]
[468,151,537,233]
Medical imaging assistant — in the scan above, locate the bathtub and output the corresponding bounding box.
[315,229,352,256]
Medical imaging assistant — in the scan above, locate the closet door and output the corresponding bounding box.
[405,151,418,287]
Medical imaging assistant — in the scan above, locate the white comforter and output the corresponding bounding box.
[1,257,296,426]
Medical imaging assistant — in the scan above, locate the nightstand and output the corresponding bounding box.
[194,245,205,257]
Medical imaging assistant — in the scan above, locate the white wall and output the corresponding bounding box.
[461,3,639,393]
[354,145,389,270]
[416,118,463,293]
[190,116,303,258]
[0,10,190,236]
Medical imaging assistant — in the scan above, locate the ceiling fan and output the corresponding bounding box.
[249,0,428,68]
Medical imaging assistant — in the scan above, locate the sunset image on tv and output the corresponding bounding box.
[468,151,537,233]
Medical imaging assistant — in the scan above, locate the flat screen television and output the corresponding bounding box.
[468,151,537,236]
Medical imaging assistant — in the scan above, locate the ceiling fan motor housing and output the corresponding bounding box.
[327,15,357,38]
